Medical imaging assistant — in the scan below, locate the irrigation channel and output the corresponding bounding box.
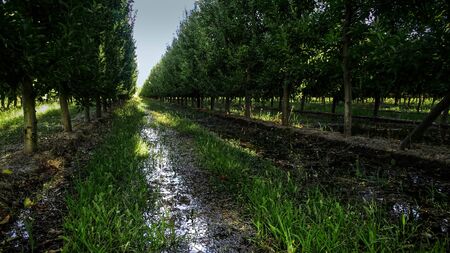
[141,115,255,252]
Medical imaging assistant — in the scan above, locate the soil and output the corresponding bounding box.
[164,104,450,241]
[142,115,257,252]
[0,113,113,252]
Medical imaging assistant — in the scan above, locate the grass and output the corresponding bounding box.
[0,102,78,148]
[144,99,449,252]
[63,99,175,252]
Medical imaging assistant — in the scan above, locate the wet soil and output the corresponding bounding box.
[0,114,113,252]
[159,103,450,241]
[142,115,256,252]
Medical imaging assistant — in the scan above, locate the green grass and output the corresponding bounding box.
[144,99,449,253]
[63,99,175,252]
[0,102,78,148]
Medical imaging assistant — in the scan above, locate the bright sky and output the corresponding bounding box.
[133,0,197,87]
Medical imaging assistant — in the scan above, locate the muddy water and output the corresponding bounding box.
[0,209,31,251]
[141,116,255,252]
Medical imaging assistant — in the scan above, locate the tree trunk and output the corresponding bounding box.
[270,97,274,108]
[210,96,215,111]
[416,95,422,112]
[278,94,282,112]
[300,94,306,113]
[342,0,353,137]
[245,93,251,118]
[440,105,449,143]
[282,84,290,126]
[332,96,338,114]
[22,79,38,153]
[84,104,91,123]
[59,92,72,132]
[196,96,201,109]
[373,95,381,117]
[400,94,450,150]
[102,97,108,112]
[225,97,231,114]
[95,96,102,119]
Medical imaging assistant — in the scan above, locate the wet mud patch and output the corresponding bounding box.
[141,115,256,252]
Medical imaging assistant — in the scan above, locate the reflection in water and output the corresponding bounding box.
[141,119,248,252]
[4,209,31,249]
[391,202,420,220]
[441,219,448,233]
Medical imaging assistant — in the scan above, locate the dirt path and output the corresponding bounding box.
[141,115,256,252]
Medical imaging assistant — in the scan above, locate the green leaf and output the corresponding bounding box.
[24,197,34,208]
[1,169,13,175]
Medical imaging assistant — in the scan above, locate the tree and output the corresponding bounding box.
[0,0,138,153]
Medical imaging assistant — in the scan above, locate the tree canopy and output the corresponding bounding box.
[0,0,138,153]
[141,0,449,131]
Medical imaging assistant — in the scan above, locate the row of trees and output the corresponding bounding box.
[141,0,449,147]
[0,0,138,153]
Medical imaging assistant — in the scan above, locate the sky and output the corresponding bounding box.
[133,0,197,87]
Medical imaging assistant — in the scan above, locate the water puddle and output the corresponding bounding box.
[391,202,421,220]
[2,209,32,251]
[141,116,253,252]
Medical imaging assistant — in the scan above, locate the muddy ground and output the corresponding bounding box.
[142,115,257,252]
[159,103,450,241]
[0,114,112,252]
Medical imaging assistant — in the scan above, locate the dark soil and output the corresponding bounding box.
[0,114,113,252]
[160,103,450,241]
